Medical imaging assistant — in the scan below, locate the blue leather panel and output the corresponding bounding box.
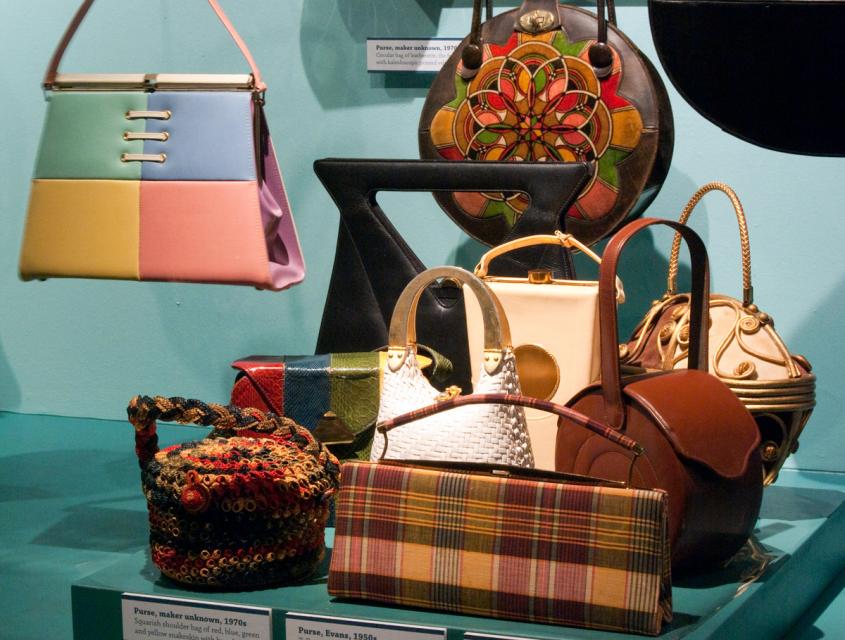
[143,92,256,181]
[282,355,331,431]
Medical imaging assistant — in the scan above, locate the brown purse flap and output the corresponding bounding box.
[622,369,760,479]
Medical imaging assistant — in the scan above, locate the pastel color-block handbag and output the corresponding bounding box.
[330,394,671,636]
[465,232,623,469]
[371,266,534,467]
[19,0,305,290]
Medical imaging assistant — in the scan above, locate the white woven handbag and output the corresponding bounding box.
[371,267,533,467]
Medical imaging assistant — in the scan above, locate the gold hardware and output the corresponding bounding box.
[313,411,356,446]
[123,131,169,141]
[527,270,553,285]
[513,344,560,401]
[518,9,555,33]
[435,386,462,402]
[49,73,255,92]
[125,110,171,120]
[121,153,166,163]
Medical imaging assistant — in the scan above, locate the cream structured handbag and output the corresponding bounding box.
[371,267,533,467]
[465,233,622,469]
[621,183,815,484]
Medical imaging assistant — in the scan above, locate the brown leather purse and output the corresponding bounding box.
[555,218,763,573]
[620,184,815,485]
[419,0,673,246]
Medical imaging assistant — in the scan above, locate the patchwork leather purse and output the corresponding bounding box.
[621,183,816,484]
[20,0,304,290]
[555,218,763,572]
[314,158,592,392]
[371,267,533,467]
[229,349,452,460]
[465,232,624,469]
[127,396,340,589]
[419,0,673,245]
[331,394,672,636]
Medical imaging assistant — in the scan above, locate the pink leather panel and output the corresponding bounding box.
[139,181,270,286]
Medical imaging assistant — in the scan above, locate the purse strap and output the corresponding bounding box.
[377,392,644,456]
[599,218,710,430]
[43,0,266,92]
[127,395,331,465]
[666,182,753,306]
[387,267,512,376]
[462,0,618,78]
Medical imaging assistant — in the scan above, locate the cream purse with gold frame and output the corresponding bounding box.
[621,183,815,484]
[465,233,622,469]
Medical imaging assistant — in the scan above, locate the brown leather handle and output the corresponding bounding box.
[667,182,753,306]
[377,393,644,456]
[599,218,710,430]
[43,0,266,91]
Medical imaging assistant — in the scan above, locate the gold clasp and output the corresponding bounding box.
[518,9,555,34]
[435,386,462,402]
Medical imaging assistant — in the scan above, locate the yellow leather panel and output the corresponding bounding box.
[20,180,139,280]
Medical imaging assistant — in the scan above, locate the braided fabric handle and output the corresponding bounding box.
[127,395,335,468]
[667,182,753,306]
[377,393,643,456]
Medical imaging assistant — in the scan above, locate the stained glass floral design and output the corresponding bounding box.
[430,30,644,226]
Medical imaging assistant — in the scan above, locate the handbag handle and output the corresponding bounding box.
[462,0,618,78]
[387,267,511,376]
[43,0,266,92]
[377,393,644,456]
[127,395,332,466]
[599,218,710,430]
[666,182,753,306]
[473,231,626,303]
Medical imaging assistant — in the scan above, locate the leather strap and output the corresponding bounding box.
[599,218,710,430]
[667,182,753,306]
[43,0,266,91]
[377,393,643,454]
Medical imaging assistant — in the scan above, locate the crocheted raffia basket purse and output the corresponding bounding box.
[127,395,341,590]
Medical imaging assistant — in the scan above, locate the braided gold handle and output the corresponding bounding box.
[667,182,752,306]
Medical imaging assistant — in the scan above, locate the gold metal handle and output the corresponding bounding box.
[667,182,753,306]
[474,232,625,303]
[387,267,511,376]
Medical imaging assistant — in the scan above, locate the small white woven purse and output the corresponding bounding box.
[370,266,533,467]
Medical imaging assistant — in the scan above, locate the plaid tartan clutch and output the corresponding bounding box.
[328,394,672,636]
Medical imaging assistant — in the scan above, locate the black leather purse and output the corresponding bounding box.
[649,0,845,156]
[313,159,592,392]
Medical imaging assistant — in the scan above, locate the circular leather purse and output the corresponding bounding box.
[555,218,763,573]
[621,184,816,485]
[419,0,673,245]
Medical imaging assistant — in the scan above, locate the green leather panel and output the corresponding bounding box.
[329,352,380,434]
[35,92,146,179]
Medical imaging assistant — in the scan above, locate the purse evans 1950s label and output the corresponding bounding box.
[286,613,445,640]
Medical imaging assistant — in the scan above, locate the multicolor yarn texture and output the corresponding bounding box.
[128,396,341,590]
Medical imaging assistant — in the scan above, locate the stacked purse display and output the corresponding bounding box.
[25,0,823,636]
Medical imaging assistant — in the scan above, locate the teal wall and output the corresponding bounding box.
[0,1,842,473]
